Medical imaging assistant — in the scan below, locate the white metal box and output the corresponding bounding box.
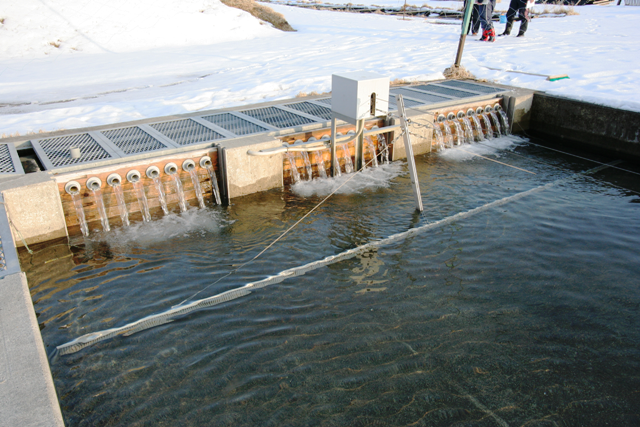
[331,72,389,123]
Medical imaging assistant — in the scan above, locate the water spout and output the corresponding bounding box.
[496,106,511,135]
[461,117,474,143]
[107,173,130,227]
[442,122,454,148]
[300,151,313,181]
[364,136,378,168]
[341,144,354,174]
[66,181,89,236]
[165,163,186,212]
[471,115,485,142]
[376,133,389,164]
[200,156,221,205]
[127,170,151,222]
[480,114,494,140]
[452,121,464,146]
[433,127,444,151]
[87,177,110,232]
[183,160,205,209]
[490,112,502,138]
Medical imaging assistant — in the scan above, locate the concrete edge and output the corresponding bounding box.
[0,272,65,427]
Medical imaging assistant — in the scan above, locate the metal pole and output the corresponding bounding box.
[330,116,338,177]
[355,118,365,170]
[395,94,424,212]
[454,0,475,67]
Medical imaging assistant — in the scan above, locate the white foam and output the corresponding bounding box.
[86,206,231,247]
[291,162,406,198]
[437,135,526,162]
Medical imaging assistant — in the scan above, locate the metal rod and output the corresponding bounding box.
[454,0,475,67]
[396,94,424,212]
[355,119,365,171]
[331,116,338,177]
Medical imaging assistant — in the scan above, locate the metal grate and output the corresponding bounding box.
[101,126,166,155]
[201,113,268,136]
[240,106,316,129]
[150,119,225,146]
[284,102,333,121]
[0,145,16,174]
[391,88,452,104]
[315,98,332,106]
[413,84,480,98]
[437,80,504,94]
[35,134,113,168]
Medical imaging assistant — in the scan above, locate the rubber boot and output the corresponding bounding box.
[479,29,489,41]
[487,28,496,42]
[517,20,528,37]
[500,21,512,36]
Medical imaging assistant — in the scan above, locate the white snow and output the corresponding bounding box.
[1,0,639,137]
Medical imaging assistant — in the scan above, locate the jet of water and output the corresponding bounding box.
[189,170,206,209]
[153,177,169,215]
[112,185,130,227]
[285,152,301,183]
[71,193,89,236]
[91,189,110,232]
[132,181,151,222]
[173,175,187,212]
[341,144,354,174]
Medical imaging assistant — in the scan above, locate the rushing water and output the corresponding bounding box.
[301,151,313,181]
[71,193,89,236]
[173,175,187,213]
[462,117,474,144]
[23,136,640,426]
[205,165,222,205]
[471,115,485,142]
[132,181,151,223]
[481,114,494,140]
[285,152,301,184]
[442,122,453,148]
[364,137,378,168]
[153,177,169,215]
[189,170,206,209]
[341,144,354,174]
[313,151,328,179]
[91,189,110,232]
[452,121,464,146]
[112,185,130,227]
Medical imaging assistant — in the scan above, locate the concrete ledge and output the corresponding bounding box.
[0,272,64,427]
[530,93,640,161]
[0,172,67,247]
[390,112,433,161]
[219,135,284,199]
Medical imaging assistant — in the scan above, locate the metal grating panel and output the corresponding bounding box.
[201,113,268,136]
[284,102,333,121]
[101,126,166,155]
[413,84,480,98]
[391,88,452,104]
[0,145,16,174]
[150,119,225,146]
[240,106,317,129]
[315,98,332,106]
[437,80,504,94]
[35,133,113,168]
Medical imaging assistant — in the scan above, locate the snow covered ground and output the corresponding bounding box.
[0,0,638,137]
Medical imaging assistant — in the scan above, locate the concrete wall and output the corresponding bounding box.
[389,112,433,161]
[0,173,67,247]
[530,93,640,161]
[219,135,284,199]
[0,272,65,427]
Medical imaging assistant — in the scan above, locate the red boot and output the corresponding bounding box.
[487,28,496,42]
[479,29,490,41]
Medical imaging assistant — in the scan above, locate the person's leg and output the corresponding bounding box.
[501,2,517,35]
[517,7,530,36]
[471,5,481,35]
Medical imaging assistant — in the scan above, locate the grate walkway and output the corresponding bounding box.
[25,80,508,172]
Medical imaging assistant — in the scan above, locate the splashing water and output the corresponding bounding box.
[490,112,502,138]
[471,115,485,142]
[498,110,511,135]
[481,114,494,140]
[313,151,328,179]
[452,121,464,146]
[377,134,389,164]
[71,193,89,236]
[173,175,187,212]
[91,189,110,232]
[205,166,222,205]
[132,181,151,222]
[112,185,130,227]
[462,117,474,144]
[442,122,454,148]
[300,151,313,181]
[153,177,169,215]
[285,152,301,183]
[364,137,378,168]
[189,170,205,209]
[341,144,354,174]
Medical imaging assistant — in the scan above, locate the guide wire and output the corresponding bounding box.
[177,131,405,306]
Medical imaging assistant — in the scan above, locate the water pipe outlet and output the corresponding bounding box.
[146,165,161,179]
[456,111,466,119]
[199,156,212,169]
[467,108,476,116]
[126,170,142,183]
[107,173,122,187]
[164,162,178,175]
[307,136,317,142]
[446,112,456,121]
[494,104,503,112]
[436,114,446,123]
[484,105,493,114]
[65,181,81,195]
[476,107,484,115]
[86,177,102,191]
[182,159,196,172]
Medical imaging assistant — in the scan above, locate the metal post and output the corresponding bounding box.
[454,0,475,67]
[330,116,338,177]
[396,94,424,212]
[355,118,365,171]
